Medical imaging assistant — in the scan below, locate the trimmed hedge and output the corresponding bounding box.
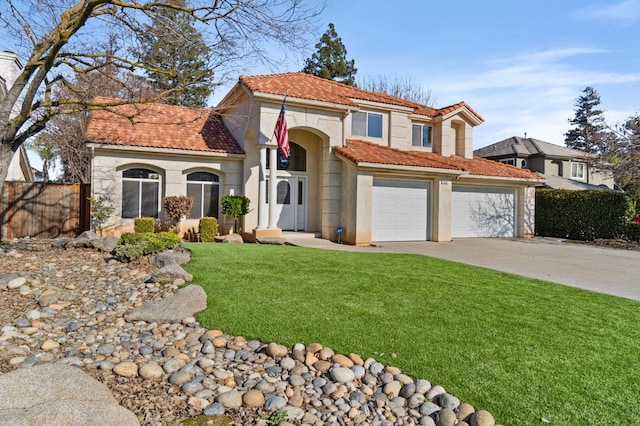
[619,222,640,242]
[535,189,634,241]
[199,217,218,242]
[134,217,155,233]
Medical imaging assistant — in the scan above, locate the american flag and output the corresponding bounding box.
[274,98,289,160]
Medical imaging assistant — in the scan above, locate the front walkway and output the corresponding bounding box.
[283,233,640,302]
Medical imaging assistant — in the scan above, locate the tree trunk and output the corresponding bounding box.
[0,143,15,191]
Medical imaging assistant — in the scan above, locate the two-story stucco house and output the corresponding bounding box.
[86,72,542,244]
[474,136,614,191]
[1,51,34,182]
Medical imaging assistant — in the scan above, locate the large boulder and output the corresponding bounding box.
[214,234,244,244]
[91,236,119,253]
[146,263,193,283]
[0,363,139,426]
[126,285,207,323]
[150,251,191,267]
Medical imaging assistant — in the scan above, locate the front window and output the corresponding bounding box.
[499,158,516,166]
[412,124,433,147]
[122,168,161,218]
[186,172,220,219]
[352,111,383,138]
[571,162,585,180]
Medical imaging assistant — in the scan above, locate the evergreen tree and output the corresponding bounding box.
[564,86,610,154]
[135,0,214,107]
[302,23,357,85]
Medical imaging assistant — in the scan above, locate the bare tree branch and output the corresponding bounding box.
[0,0,325,185]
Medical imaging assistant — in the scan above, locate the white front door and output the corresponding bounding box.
[272,176,306,231]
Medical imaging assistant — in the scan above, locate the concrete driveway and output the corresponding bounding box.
[285,234,640,301]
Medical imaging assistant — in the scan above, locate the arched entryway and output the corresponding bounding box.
[267,142,307,231]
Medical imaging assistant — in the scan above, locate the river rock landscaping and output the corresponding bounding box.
[0,238,498,426]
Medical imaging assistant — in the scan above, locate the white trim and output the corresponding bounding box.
[88,144,245,160]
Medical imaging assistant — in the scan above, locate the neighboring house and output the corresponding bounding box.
[1,51,34,182]
[86,73,542,244]
[474,136,614,190]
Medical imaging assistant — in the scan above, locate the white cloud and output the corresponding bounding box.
[432,48,640,95]
[426,47,640,149]
[575,0,640,25]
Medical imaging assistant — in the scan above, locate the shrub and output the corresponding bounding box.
[113,240,146,263]
[199,217,218,242]
[221,195,251,232]
[163,196,194,233]
[88,196,114,236]
[134,217,155,233]
[118,232,181,255]
[535,189,634,240]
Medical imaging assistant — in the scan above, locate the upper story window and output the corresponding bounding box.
[186,172,220,219]
[412,124,433,148]
[571,162,585,180]
[122,168,161,219]
[267,142,306,171]
[499,158,516,166]
[352,111,382,138]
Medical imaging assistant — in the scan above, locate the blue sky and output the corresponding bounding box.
[214,0,640,149]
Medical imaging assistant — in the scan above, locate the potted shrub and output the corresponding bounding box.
[221,195,251,234]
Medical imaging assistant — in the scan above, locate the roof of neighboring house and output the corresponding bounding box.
[474,136,590,159]
[85,99,244,155]
[539,174,611,190]
[336,140,543,180]
[237,72,484,122]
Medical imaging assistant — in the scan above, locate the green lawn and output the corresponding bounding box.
[184,243,640,425]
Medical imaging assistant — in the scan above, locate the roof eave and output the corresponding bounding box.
[252,91,356,112]
[457,174,545,184]
[351,98,415,113]
[440,107,484,126]
[87,143,246,159]
[334,151,467,176]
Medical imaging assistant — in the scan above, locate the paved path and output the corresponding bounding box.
[284,233,640,301]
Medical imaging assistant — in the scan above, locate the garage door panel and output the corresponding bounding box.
[452,187,515,238]
[372,179,428,242]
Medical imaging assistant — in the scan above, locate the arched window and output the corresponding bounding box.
[186,172,220,219]
[277,180,291,204]
[122,168,161,218]
[267,142,306,171]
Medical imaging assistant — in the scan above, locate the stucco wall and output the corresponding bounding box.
[91,148,243,236]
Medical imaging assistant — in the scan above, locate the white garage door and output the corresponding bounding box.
[452,186,515,238]
[372,179,429,241]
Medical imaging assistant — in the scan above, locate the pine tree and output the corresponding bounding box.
[135,0,214,107]
[302,23,357,86]
[564,86,610,154]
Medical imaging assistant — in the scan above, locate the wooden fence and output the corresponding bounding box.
[1,182,91,240]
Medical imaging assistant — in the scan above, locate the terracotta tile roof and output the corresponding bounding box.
[85,98,244,154]
[336,139,460,170]
[335,140,542,180]
[238,73,483,122]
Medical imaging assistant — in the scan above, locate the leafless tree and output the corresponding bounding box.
[598,114,640,201]
[0,0,324,187]
[358,74,436,106]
